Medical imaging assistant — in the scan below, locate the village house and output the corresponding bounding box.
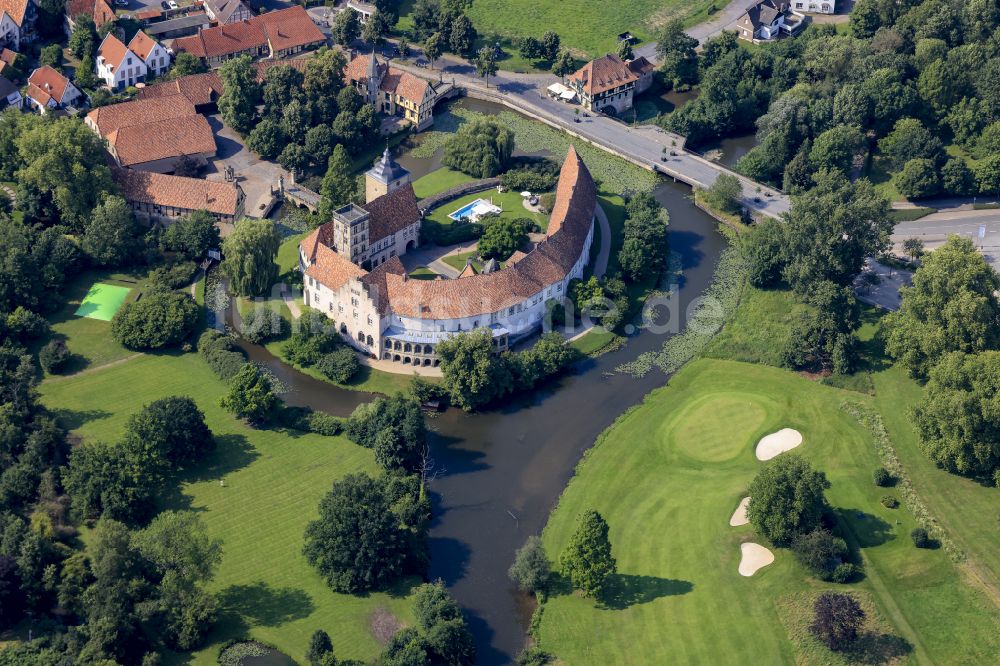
[736,0,805,42]
[0,74,21,109]
[204,0,254,25]
[114,168,245,226]
[0,0,35,51]
[345,51,439,130]
[172,6,324,68]
[567,53,654,115]
[86,94,216,172]
[25,65,83,113]
[96,31,169,90]
[65,0,115,36]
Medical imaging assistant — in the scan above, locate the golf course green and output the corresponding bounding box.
[537,358,1000,664]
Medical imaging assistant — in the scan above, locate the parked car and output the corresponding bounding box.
[160,0,169,8]
[168,0,178,8]
[114,0,128,6]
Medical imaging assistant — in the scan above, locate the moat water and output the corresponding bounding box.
[242,99,727,664]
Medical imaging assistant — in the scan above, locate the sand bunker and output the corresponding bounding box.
[755,428,803,461]
[738,542,775,577]
[729,497,750,527]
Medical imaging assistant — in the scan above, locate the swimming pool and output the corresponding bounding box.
[448,198,502,222]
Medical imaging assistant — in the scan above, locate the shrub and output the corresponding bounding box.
[283,316,340,367]
[240,306,288,344]
[872,466,892,487]
[38,340,71,374]
[315,347,360,383]
[306,410,342,436]
[220,364,278,424]
[790,529,849,580]
[148,261,198,290]
[6,307,50,342]
[111,291,199,350]
[830,562,861,584]
[880,495,899,509]
[911,527,930,548]
[199,330,248,381]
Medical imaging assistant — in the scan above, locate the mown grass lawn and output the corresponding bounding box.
[411,167,477,199]
[872,364,1000,606]
[38,352,417,665]
[455,0,716,62]
[538,358,1000,664]
[45,269,157,374]
[425,189,548,231]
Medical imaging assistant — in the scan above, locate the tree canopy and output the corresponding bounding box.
[746,455,830,546]
[222,219,281,297]
[442,119,514,177]
[883,236,1000,380]
[560,509,616,597]
[913,351,1000,479]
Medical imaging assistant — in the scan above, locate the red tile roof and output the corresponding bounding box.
[115,168,242,216]
[67,0,116,28]
[255,5,325,53]
[303,147,597,320]
[137,59,306,105]
[107,115,216,167]
[173,6,323,60]
[127,31,160,61]
[87,94,198,136]
[570,54,640,97]
[364,183,420,244]
[139,72,224,106]
[98,33,130,70]
[0,0,29,26]
[345,53,430,105]
[27,66,75,104]
[0,48,16,77]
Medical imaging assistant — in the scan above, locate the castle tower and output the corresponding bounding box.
[330,203,370,265]
[366,49,381,106]
[365,146,410,203]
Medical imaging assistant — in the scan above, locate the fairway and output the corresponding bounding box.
[74,282,132,321]
[39,352,416,664]
[538,359,1000,664]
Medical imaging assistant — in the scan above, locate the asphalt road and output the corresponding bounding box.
[892,207,1000,268]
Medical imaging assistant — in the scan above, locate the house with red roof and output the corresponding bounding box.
[65,0,116,37]
[345,51,439,130]
[172,6,324,68]
[96,31,171,90]
[0,0,35,51]
[25,65,83,113]
[568,53,654,115]
[86,94,217,172]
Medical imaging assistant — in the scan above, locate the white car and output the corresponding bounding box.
[168,0,178,8]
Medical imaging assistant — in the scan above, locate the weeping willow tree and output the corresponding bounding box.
[442,118,515,177]
[222,219,281,297]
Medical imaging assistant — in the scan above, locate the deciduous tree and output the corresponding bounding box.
[747,455,829,546]
[222,219,280,297]
[883,235,1000,379]
[560,509,616,597]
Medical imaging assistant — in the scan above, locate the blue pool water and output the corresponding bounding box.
[449,199,484,221]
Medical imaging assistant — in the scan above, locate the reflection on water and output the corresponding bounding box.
[701,133,759,169]
[231,98,728,664]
